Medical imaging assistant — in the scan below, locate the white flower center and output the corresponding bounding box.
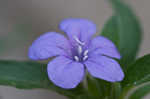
[78,45,83,55]
[73,36,89,62]
[74,36,85,45]
[74,56,79,62]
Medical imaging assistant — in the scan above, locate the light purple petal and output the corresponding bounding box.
[47,56,84,89]
[88,36,121,59]
[29,32,71,60]
[84,55,124,82]
[59,18,96,44]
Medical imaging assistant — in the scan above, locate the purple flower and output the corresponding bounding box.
[29,18,124,89]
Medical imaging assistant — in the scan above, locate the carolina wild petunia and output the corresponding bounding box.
[29,18,124,89]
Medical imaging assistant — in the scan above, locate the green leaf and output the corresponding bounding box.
[70,94,92,99]
[110,83,122,99]
[101,16,119,47]
[0,60,85,97]
[86,75,103,99]
[73,95,88,99]
[96,79,112,99]
[122,54,150,86]
[120,82,150,99]
[129,83,150,99]
[101,0,142,67]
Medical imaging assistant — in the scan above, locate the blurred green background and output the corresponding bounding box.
[0,0,149,99]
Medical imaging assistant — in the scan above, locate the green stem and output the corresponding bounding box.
[110,82,122,99]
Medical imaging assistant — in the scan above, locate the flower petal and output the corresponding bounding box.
[47,56,84,89]
[89,36,121,59]
[84,55,124,82]
[29,32,71,60]
[59,18,96,44]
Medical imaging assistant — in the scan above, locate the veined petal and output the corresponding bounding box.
[89,36,121,59]
[29,32,71,60]
[59,18,96,44]
[84,55,124,82]
[47,56,84,89]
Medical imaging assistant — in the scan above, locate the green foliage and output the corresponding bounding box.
[102,0,142,68]
[0,60,46,89]
[120,54,150,99]
[0,60,85,98]
[128,83,150,99]
[101,16,119,47]
[101,1,150,99]
[71,94,93,99]
[120,82,150,99]
[87,75,103,99]
[122,54,150,86]
[110,83,122,99]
